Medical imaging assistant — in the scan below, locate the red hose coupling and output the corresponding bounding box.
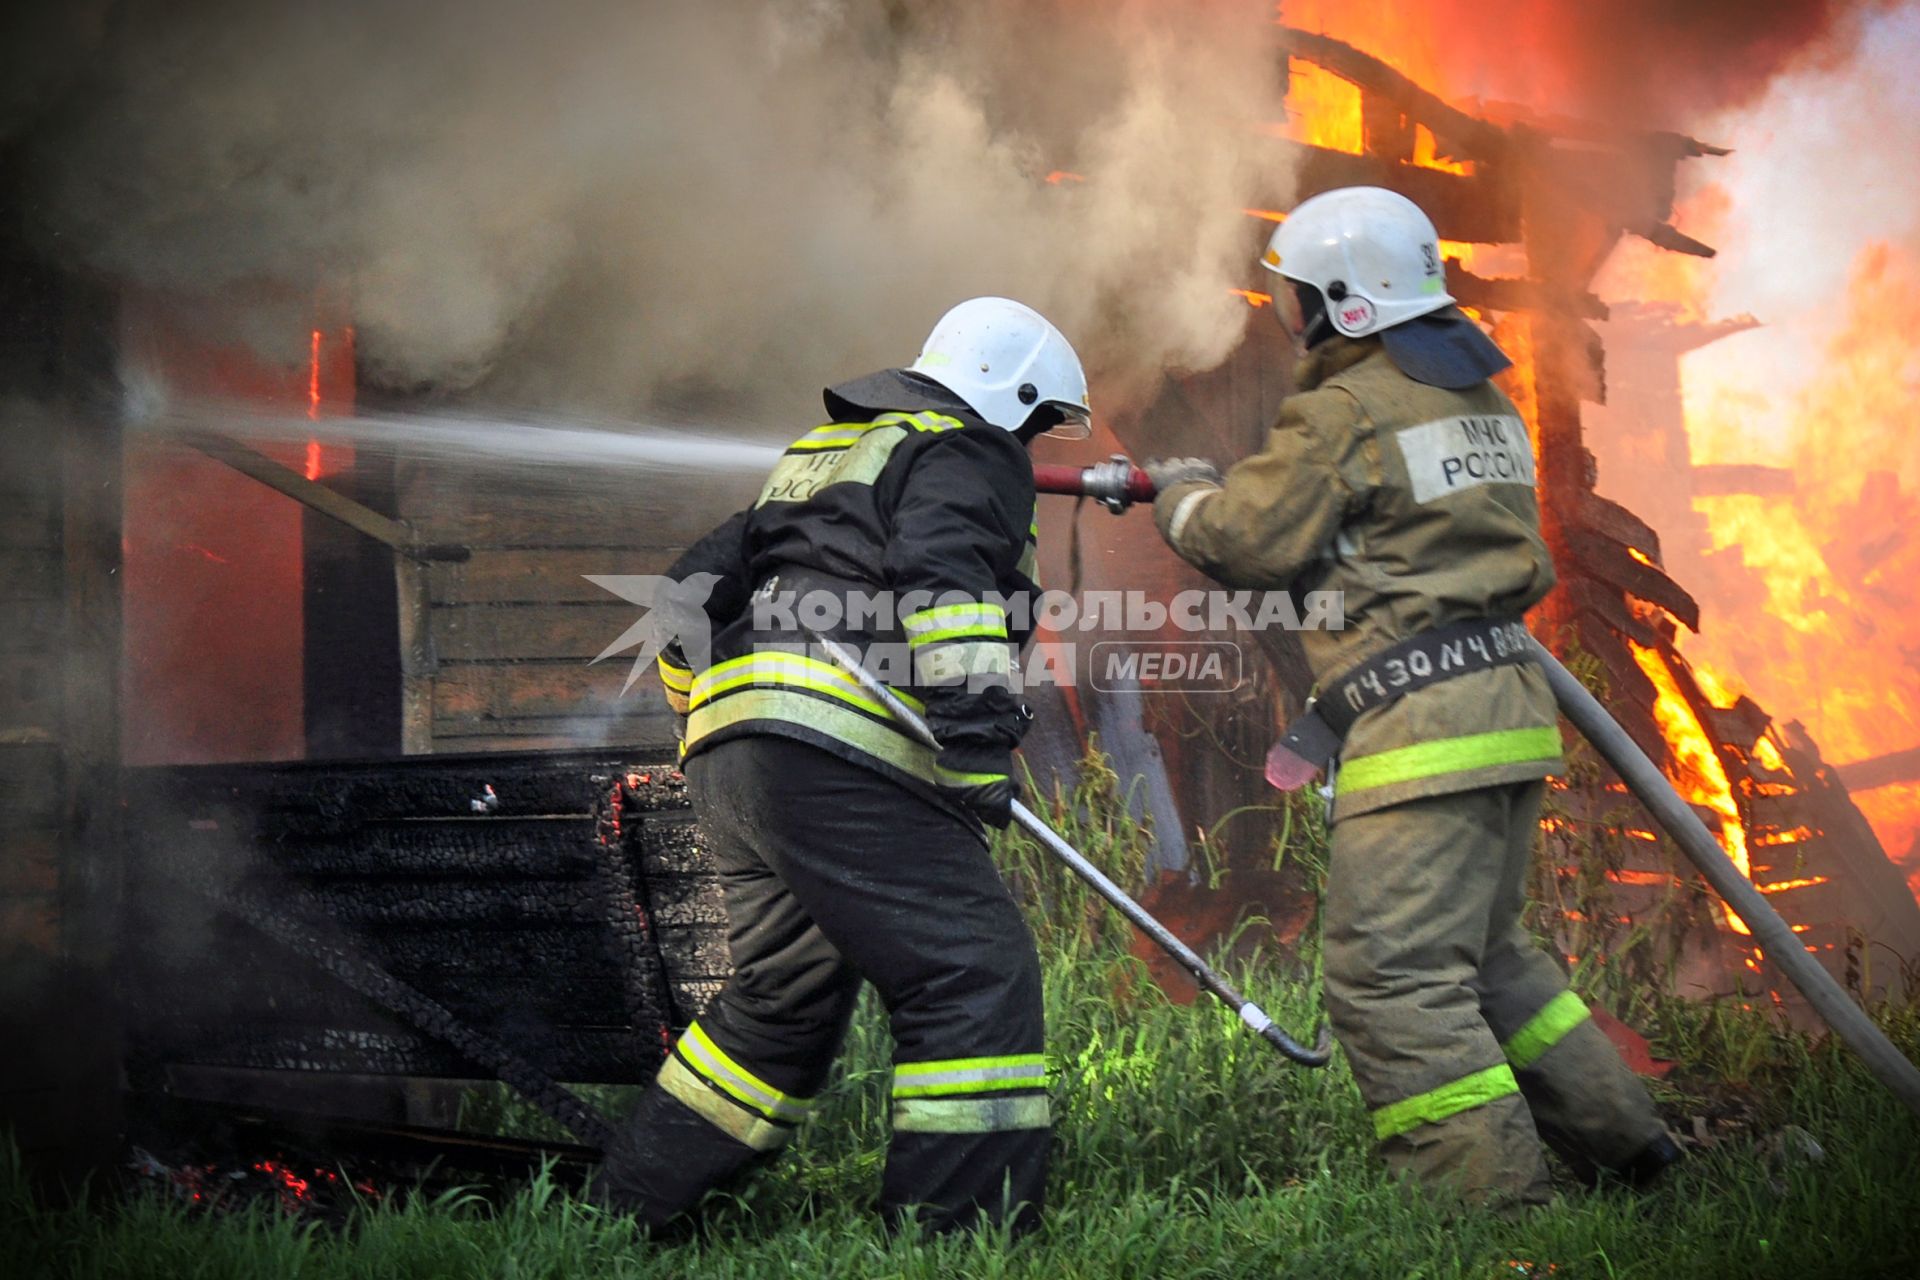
[1032,454,1157,513]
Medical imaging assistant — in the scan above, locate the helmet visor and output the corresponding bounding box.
[1271,278,1307,338]
[1042,403,1092,441]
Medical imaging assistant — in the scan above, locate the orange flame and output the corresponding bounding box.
[1631,640,1753,934]
[304,329,323,480]
[1412,123,1471,175]
[1278,59,1363,154]
[1677,243,1920,892]
[1757,875,1829,893]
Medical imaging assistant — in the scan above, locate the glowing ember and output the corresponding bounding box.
[1757,876,1829,894]
[1606,868,1681,887]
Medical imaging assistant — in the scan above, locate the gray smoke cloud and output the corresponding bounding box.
[19,0,1294,424]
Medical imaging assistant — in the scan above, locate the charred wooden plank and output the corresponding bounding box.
[1836,745,1920,793]
[1577,493,1665,559]
[1706,696,1773,756]
[149,1025,646,1083]
[1564,528,1700,632]
[1278,27,1511,163]
[432,603,640,662]
[429,548,687,605]
[123,749,708,1090]
[1276,141,1520,244]
[635,813,714,876]
[432,661,675,723]
[267,818,599,879]
[0,602,61,654]
[1448,268,1608,320]
[125,750,663,825]
[0,744,62,826]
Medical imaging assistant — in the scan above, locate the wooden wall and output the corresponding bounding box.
[0,255,122,1190]
[398,460,763,754]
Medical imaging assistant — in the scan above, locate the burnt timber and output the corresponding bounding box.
[122,748,727,1144]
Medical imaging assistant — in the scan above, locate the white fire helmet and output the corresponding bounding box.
[1261,186,1453,339]
[909,297,1092,438]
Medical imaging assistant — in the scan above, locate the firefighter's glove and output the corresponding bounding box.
[1143,456,1223,492]
[934,744,1018,829]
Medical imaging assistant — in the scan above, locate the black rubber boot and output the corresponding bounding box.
[1614,1133,1684,1188]
[589,1088,762,1229]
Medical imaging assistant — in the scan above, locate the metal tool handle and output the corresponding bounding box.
[811,631,1332,1068]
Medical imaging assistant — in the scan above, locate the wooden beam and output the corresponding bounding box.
[1837,746,1920,793]
[187,434,467,564]
[1269,139,1521,244]
[1277,27,1509,162]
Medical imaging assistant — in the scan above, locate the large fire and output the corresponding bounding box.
[1680,244,1920,895]
[1268,1,1920,918]
[1630,641,1752,935]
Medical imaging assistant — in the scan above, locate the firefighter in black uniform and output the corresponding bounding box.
[593,297,1092,1235]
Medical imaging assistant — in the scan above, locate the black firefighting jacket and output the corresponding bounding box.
[654,375,1039,827]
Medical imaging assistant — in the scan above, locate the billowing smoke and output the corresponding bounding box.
[15,0,1294,424]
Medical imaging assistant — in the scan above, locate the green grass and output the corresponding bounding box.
[7,765,1920,1278]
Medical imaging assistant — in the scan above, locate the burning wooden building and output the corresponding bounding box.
[1039,24,1920,1006]
[2,7,1917,1190]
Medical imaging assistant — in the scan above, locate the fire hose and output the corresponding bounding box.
[1034,450,1920,1114]
[807,629,1334,1067]
[1033,455,1157,512]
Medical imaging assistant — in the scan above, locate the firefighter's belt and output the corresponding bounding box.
[1278,616,1537,765]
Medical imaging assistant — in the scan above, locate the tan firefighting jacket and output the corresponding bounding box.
[1154,334,1562,820]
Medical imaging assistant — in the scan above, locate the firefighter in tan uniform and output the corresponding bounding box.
[1149,187,1679,1207]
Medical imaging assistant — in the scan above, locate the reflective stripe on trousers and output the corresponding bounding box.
[658,1019,819,1152]
[1368,991,1593,1139]
[891,1054,1050,1134]
[1502,989,1591,1070]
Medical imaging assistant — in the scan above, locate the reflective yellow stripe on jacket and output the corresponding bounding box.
[904,600,1012,686]
[657,655,695,716]
[1335,727,1562,799]
[683,651,944,786]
